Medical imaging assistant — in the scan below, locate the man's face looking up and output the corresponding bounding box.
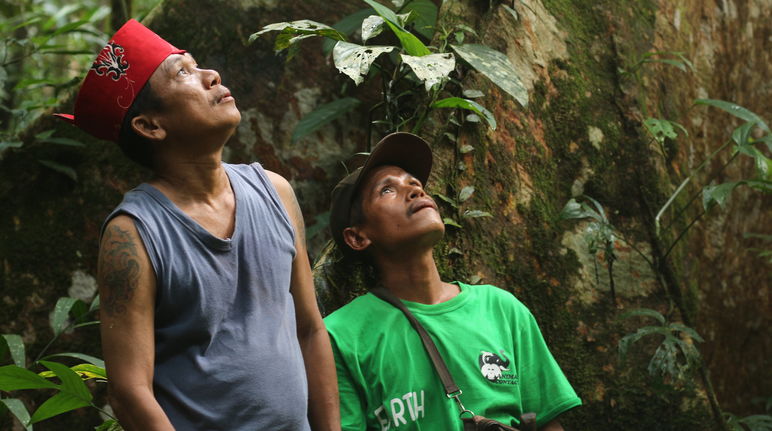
[348,165,444,254]
[141,53,241,141]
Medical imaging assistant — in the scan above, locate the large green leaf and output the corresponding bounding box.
[28,361,93,424]
[401,0,438,39]
[432,97,496,130]
[401,53,455,91]
[291,97,361,144]
[450,44,528,107]
[362,0,430,56]
[1,334,25,367]
[694,99,770,133]
[0,365,59,391]
[333,41,396,85]
[0,398,32,431]
[29,391,90,424]
[385,20,431,56]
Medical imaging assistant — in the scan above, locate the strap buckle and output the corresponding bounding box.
[447,390,474,418]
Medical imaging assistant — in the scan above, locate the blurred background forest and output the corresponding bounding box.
[0,0,770,430]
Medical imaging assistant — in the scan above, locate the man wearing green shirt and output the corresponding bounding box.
[324,132,581,431]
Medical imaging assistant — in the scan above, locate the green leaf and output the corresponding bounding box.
[291,98,361,144]
[669,323,704,343]
[40,353,104,369]
[462,210,492,219]
[1,334,25,367]
[620,308,666,325]
[360,0,430,56]
[38,160,77,181]
[643,117,679,143]
[0,141,23,152]
[89,295,100,313]
[40,364,106,381]
[433,193,458,208]
[459,144,474,154]
[694,99,770,133]
[0,365,59,391]
[30,391,91,424]
[451,44,528,107]
[39,136,84,147]
[443,217,462,228]
[462,89,484,98]
[400,52,455,91]
[702,181,741,209]
[51,297,81,337]
[95,419,123,431]
[385,20,431,56]
[401,0,438,39]
[458,186,475,202]
[0,398,32,431]
[333,41,396,85]
[249,20,345,45]
[642,58,688,72]
[559,198,601,221]
[432,97,496,130]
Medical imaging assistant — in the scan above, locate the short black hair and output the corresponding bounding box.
[117,81,164,169]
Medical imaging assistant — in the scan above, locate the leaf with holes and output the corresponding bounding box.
[401,52,455,91]
[644,118,678,143]
[362,0,430,56]
[451,44,528,107]
[333,42,395,85]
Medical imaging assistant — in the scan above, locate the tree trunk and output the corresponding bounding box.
[0,0,768,429]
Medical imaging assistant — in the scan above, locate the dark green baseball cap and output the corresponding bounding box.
[329,132,433,249]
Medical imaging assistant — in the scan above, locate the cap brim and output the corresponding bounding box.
[354,132,433,193]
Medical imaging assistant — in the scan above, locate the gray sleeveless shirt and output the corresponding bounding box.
[103,163,310,430]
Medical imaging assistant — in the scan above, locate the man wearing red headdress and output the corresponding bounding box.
[57,20,339,430]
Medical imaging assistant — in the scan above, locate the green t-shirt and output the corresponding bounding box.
[325,283,581,431]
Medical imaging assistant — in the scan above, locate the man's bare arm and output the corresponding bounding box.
[98,215,174,431]
[267,171,341,431]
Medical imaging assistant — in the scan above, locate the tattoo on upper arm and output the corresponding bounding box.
[289,191,307,247]
[98,225,141,317]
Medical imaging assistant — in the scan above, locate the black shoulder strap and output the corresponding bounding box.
[370,287,460,397]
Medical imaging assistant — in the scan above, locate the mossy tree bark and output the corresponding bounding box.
[0,0,768,429]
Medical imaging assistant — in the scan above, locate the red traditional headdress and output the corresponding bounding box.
[55,19,185,141]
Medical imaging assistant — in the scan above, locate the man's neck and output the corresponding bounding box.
[151,147,229,203]
[375,250,458,305]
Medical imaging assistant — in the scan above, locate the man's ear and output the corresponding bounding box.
[130,114,166,142]
[343,226,371,252]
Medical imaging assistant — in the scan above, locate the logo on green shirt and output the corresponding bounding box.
[479,350,517,385]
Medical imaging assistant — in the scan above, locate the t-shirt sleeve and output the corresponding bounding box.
[330,335,368,431]
[514,304,582,427]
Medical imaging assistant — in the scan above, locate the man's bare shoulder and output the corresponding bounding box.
[264,169,292,195]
